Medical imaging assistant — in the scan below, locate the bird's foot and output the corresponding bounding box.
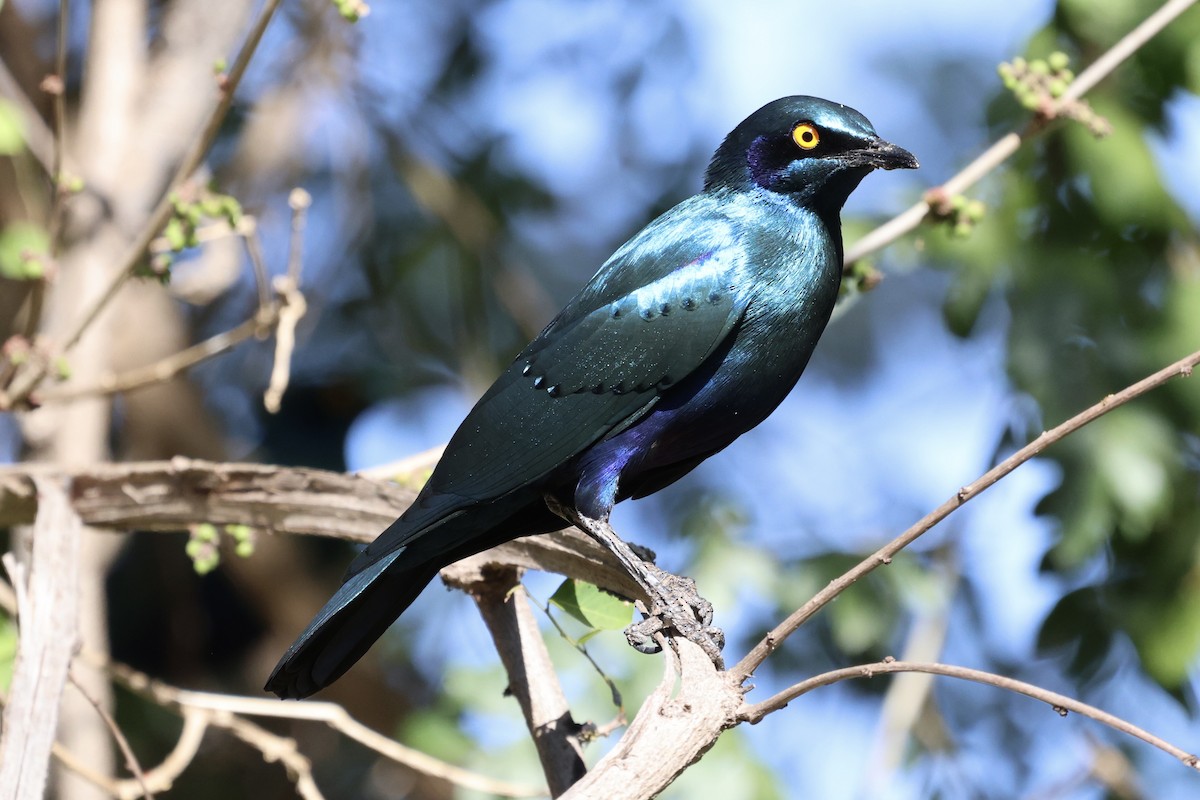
[544,497,725,670]
[625,566,725,669]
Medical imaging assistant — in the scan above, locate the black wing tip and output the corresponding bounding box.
[264,658,323,700]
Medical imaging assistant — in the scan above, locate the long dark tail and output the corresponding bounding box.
[264,546,438,699]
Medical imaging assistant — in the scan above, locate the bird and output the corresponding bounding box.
[266,95,917,699]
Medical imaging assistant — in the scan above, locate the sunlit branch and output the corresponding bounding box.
[843,0,1200,267]
[733,347,1200,679]
[738,659,1200,772]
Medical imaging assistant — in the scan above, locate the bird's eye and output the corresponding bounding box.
[791,122,820,151]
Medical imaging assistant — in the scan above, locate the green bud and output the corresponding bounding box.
[235,540,255,558]
[194,554,218,575]
[1059,69,1074,83]
[1048,79,1067,98]
[200,197,224,217]
[953,221,972,238]
[194,523,219,542]
[1030,59,1049,76]
[965,200,986,222]
[54,356,71,380]
[225,523,251,541]
[220,196,243,224]
[19,253,44,279]
[1048,51,1069,71]
[164,217,186,251]
[1012,57,1027,72]
[213,58,228,74]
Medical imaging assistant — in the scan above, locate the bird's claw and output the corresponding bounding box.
[624,567,725,669]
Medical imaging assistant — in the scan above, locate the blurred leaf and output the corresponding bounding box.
[550,579,633,630]
[0,98,25,155]
[1136,564,1200,686]
[0,222,49,280]
[0,612,16,693]
[399,708,476,762]
[1037,586,1114,679]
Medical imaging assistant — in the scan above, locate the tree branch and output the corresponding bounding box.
[445,564,586,796]
[1,0,285,409]
[737,659,1200,773]
[0,477,82,800]
[732,346,1200,680]
[843,0,1199,267]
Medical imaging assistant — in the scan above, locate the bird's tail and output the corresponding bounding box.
[264,546,439,699]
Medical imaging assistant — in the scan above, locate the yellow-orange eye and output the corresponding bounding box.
[792,122,820,150]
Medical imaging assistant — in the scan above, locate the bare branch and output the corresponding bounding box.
[0,458,416,540]
[446,565,585,796]
[39,313,273,403]
[67,671,154,800]
[732,347,1200,680]
[286,188,311,286]
[1,0,286,411]
[263,276,306,413]
[843,0,1200,266]
[0,478,82,800]
[561,641,741,800]
[738,659,1200,773]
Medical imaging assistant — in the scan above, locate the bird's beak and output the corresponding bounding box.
[847,137,919,171]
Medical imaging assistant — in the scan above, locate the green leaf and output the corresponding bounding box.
[549,579,632,630]
[0,613,17,694]
[0,222,49,280]
[0,98,26,155]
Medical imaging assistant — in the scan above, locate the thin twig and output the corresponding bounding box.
[45,0,71,253]
[241,218,273,312]
[0,59,55,173]
[738,659,1200,773]
[533,593,626,723]
[107,663,542,798]
[732,347,1200,680]
[0,0,285,410]
[843,0,1199,266]
[0,575,540,798]
[39,313,274,402]
[262,276,305,413]
[287,188,311,286]
[68,670,154,800]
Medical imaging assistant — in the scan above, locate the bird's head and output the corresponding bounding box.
[704,96,918,212]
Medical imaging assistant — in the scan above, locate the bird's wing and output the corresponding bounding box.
[350,202,748,568]
[427,218,746,502]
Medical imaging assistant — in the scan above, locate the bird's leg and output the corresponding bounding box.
[545,497,725,669]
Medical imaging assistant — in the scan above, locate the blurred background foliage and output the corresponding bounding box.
[2,0,1200,797]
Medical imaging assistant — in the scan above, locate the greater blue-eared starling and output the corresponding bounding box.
[267,96,917,699]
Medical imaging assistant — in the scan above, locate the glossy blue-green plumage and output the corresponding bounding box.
[267,96,917,698]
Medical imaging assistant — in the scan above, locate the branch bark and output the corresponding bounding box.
[737,659,1200,773]
[447,565,586,796]
[0,477,82,800]
[732,347,1200,680]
